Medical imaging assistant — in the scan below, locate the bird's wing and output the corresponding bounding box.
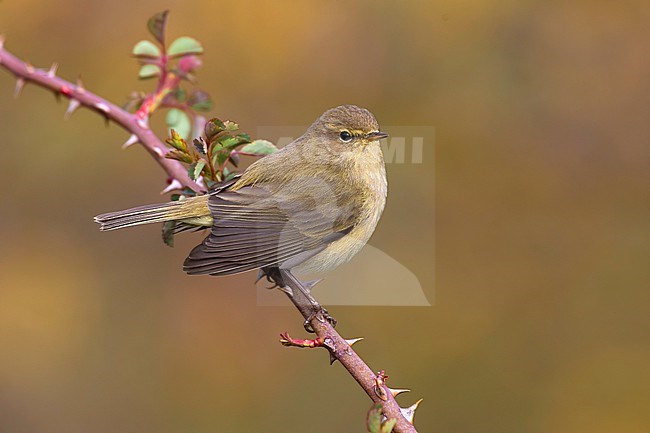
[183,177,359,276]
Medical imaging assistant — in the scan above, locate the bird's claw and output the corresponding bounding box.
[303,307,337,333]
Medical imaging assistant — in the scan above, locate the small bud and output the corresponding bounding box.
[279,332,325,348]
[400,399,423,424]
[14,78,25,98]
[374,370,389,401]
[136,115,149,129]
[47,63,58,77]
[65,99,81,119]
[60,85,72,97]
[122,134,139,149]
[178,55,202,74]
[160,178,182,194]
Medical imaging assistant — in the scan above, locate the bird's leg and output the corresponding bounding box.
[278,269,337,332]
[261,267,336,332]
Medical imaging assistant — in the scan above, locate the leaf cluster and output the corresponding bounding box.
[124,10,213,139]
[165,118,277,190]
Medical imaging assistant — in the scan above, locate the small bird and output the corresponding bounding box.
[95,105,388,326]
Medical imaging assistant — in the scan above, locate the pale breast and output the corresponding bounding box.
[292,144,387,274]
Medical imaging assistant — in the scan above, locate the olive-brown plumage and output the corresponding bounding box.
[95,105,388,277]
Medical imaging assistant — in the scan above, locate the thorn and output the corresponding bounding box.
[94,101,110,114]
[400,399,423,424]
[345,337,364,347]
[65,98,81,119]
[303,279,323,293]
[25,62,34,74]
[76,76,85,93]
[47,62,58,77]
[122,134,139,149]
[388,387,411,397]
[153,147,165,157]
[329,352,337,365]
[160,178,182,194]
[14,78,25,98]
[0,34,5,50]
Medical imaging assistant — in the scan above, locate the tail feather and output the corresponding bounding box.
[94,196,210,231]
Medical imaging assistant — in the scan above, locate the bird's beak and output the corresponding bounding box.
[366,131,389,140]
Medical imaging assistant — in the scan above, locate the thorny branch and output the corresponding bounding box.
[0,36,203,193]
[0,33,421,433]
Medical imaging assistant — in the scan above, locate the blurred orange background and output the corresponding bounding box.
[0,1,647,432]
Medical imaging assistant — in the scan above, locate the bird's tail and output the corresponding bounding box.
[94,196,211,231]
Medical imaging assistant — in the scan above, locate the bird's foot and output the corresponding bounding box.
[257,268,293,295]
[303,306,337,333]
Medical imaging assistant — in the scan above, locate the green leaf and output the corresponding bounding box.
[165,150,193,164]
[165,129,188,152]
[381,419,397,433]
[367,404,382,433]
[181,187,197,197]
[188,160,206,180]
[133,40,161,58]
[224,121,239,132]
[168,36,204,57]
[240,139,277,155]
[216,151,230,167]
[166,108,192,140]
[204,118,226,141]
[218,136,242,148]
[236,132,251,142]
[224,170,238,181]
[147,10,169,45]
[162,220,175,247]
[138,64,161,79]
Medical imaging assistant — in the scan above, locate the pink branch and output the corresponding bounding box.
[277,271,421,433]
[0,37,203,193]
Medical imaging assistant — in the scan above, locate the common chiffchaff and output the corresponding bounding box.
[95,105,388,280]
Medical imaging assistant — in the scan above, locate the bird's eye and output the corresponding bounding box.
[339,131,353,142]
